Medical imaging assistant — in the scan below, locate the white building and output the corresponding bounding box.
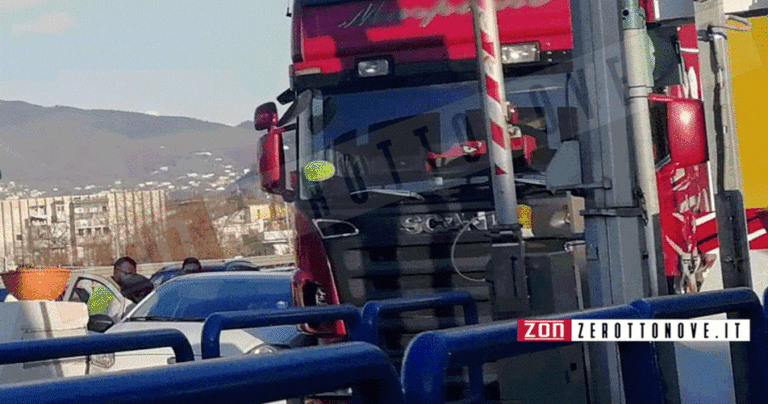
[212,203,294,257]
[0,190,168,267]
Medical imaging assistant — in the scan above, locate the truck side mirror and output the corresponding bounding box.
[256,102,287,195]
[649,95,708,168]
[259,128,286,195]
[255,102,279,131]
[667,98,707,167]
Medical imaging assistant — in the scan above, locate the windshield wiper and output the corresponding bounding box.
[349,189,425,200]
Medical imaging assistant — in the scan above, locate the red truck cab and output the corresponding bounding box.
[257,0,713,401]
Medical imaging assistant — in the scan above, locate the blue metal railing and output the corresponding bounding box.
[401,304,644,404]
[358,291,479,345]
[201,292,478,359]
[359,291,482,401]
[0,329,194,365]
[763,288,768,323]
[401,287,768,404]
[628,287,768,404]
[0,342,404,404]
[3,289,768,404]
[200,304,361,358]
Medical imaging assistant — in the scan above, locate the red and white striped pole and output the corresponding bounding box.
[472,0,518,226]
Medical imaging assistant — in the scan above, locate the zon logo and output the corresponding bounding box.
[518,319,571,341]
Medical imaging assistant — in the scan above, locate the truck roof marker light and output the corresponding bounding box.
[357,59,389,77]
[501,43,540,65]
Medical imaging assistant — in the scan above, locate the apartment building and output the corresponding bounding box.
[0,190,168,268]
[213,202,294,257]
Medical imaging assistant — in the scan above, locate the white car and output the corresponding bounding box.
[87,271,311,374]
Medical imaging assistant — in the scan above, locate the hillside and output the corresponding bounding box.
[0,101,262,199]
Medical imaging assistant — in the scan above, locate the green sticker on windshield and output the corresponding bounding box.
[304,160,335,182]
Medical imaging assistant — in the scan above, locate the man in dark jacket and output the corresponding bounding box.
[112,256,154,303]
[120,274,155,303]
[88,256,153,316]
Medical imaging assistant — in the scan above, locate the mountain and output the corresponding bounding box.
[0,101,265,199]
[236,121,255,130]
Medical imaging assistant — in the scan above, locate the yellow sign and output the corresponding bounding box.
[518,204,533,238]
[517,204,532,229]
[304,160,335,182]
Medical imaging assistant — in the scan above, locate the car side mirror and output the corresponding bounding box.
[88,314,115,333]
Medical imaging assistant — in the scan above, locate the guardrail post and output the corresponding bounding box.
[616,341,664,404]
[359,291,481,401]
[631,287,768,404]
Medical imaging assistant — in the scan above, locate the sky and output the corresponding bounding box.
[0,0,293,126]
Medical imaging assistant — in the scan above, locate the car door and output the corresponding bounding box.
[62,273,128,323]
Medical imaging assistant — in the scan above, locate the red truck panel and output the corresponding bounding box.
[656,162,712,277]
[293,0,573,75]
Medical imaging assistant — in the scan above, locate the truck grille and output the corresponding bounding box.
[325,226,495,367]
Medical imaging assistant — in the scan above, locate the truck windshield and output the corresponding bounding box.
[300,76,568,200]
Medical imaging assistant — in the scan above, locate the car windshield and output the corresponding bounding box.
[128,275,291,321]
[149,262,264,287]
[299,75,568,200]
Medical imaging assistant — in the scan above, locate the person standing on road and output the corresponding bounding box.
[112,256,138,287]
[87,257,135,317]
[88,256,153,316]
[114,256,154,303]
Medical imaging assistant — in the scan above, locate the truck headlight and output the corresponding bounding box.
[501,43,540,64]
[357,59,389,77]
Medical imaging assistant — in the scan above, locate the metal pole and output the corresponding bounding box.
[695,0,752,290]
[695,3,752,402]
[471,0,527,321]
[571,0,654,400]
[471,0,518,226]
[620,0,662,297]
